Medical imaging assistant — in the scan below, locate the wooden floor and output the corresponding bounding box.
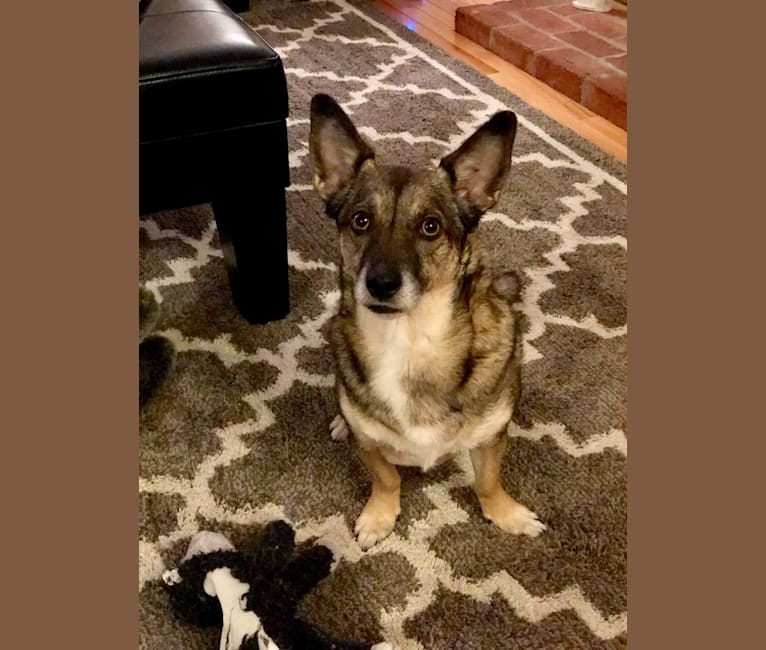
[371,0,628,164]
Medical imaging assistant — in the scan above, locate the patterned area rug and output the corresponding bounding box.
[138,1,627,648]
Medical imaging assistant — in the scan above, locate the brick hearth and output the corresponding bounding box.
[456,0,627,129]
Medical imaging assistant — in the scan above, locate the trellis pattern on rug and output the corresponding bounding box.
[139,2,627,648]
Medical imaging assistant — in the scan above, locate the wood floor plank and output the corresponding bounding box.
[384,0,456,30]
[379,0,458,37]
[372,1,498,74]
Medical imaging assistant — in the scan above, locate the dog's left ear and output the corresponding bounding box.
[440,111,517,231]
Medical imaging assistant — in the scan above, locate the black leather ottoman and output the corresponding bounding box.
[140,0,290,324]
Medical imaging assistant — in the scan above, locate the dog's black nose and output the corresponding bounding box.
[366,261,402,300]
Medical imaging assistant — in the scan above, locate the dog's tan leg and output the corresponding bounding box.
[354,445,401,549]
[470,435,546,537]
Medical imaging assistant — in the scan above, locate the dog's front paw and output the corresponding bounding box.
[329,414,350,441]
[480,493,546,537]
[354,496,399,550]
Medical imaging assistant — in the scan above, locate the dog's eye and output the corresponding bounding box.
[351,211,371,233]
[420,217,441,239]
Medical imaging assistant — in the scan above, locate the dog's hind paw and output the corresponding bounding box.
[330,414,350,441]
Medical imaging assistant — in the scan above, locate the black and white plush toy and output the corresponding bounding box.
[162,520,393,650]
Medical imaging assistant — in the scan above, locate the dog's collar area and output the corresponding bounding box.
[366,304,402,315]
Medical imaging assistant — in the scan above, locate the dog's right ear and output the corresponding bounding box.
[310,94,374,215]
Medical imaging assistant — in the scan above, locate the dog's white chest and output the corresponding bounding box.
[352,289,490,469]
[345,289,512,470]
[368,323,433,431]
[358,291,451,433]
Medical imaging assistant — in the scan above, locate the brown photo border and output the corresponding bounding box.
[629,1,761,648]
[2,0,758,648]
[3,1,138,647]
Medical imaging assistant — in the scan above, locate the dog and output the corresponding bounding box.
[309,94,545,549]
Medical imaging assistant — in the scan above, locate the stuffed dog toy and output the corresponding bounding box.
[162,519,393,650]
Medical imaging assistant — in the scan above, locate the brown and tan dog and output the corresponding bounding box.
[309,94,545,549]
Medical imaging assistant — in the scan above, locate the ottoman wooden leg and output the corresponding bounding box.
[212,186,290,324]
